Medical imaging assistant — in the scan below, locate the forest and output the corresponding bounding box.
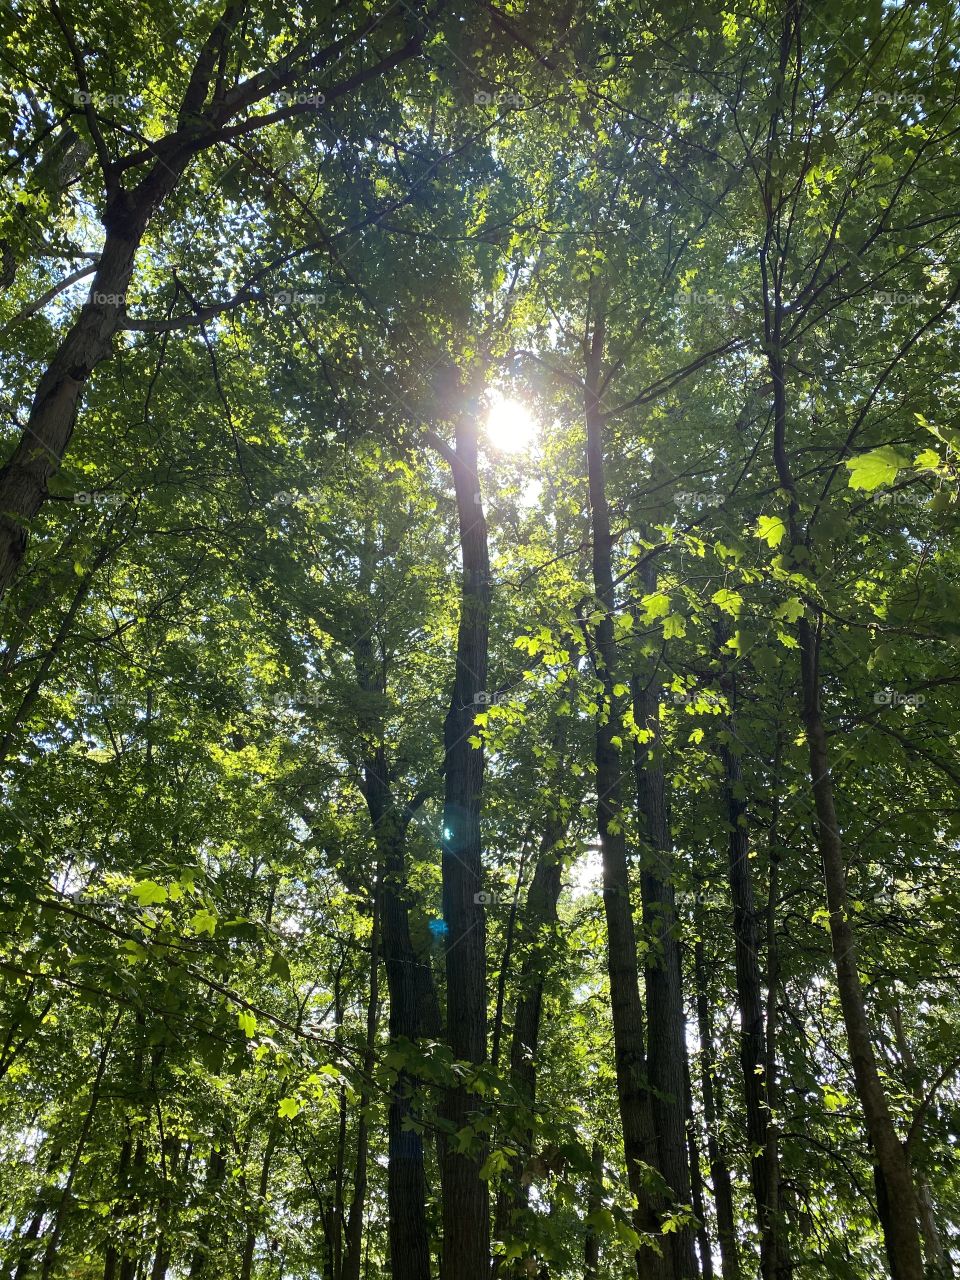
[1,1,959,1277]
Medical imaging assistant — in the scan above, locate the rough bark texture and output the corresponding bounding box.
[238,1125,278,1280]
[437,404,491,1280]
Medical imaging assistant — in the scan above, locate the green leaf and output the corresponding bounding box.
[914,449,940,470]
[616,1217,642,1249]
[189,908,218,937]
[845,446,911,491]
[640,592,671,620]
[277,1097,302,1118]
[756,515,787,548]
[131,880,168,906]
[710,587,742,616]
[237,1010,257,1038]
[775,596,804,623]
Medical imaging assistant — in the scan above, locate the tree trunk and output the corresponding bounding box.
[693,933,740,1280]
[360,737,438,1280]
[583,314,666,1279]
[583,1143,604,1280]
[435,400,491,1280]
[715,665,776,1273]
[239,1124,278,1280]
[188,1147,227,1280]
[39,1012,120,1280]
[342,883,381,1280]
[765,318,925,1276]
[683,1059,711,1280]
[763,739,787,1280]
[0,3,251,597]
[492,814,567,1272]
[632,566,696,1279]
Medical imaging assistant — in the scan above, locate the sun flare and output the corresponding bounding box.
[484,391,537,452]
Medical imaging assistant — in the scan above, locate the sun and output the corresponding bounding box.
[484,390,537,453]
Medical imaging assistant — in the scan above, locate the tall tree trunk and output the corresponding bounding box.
[432,400,491,1280]
[583,311,666,1280]
[188,1147,227,1280]
[759,4,926,1250]
[765,335,924,1277]
[683,1059,711,1280]
[890,998,952,1278]
[492,814,567,1272]
[103,1136,133,1280]
[342,881,381,1280]
[763,737,787,1280]
[632,564,696,1279]
[583,1143,604,1280]
[238,1124,278,1280]
[693,933,740,1280]
[359,726,438,1280]
[147,1137,181,1280]
[715,661,776,1274]
[7,1142,64,1280]
[39,1012,120,1280]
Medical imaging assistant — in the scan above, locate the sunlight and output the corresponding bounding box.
[484,390,537,452]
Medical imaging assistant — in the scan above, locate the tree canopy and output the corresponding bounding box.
[2,2,960,1278]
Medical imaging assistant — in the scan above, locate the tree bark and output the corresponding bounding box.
[434,399,491,1280]
[693,933,740,1280]
[583,1142,604,1280]
[361,744,437,1280]
[492,814,567,1273]
[342,882,381,1280]
[39,1012,120,1280]
[683,1058,711,1280]
[632,565,696,1279]
[187,1147,227,1280]
[583,312,666,1280]
[763,739,787,1280]
[238,1124,278,1280]
[765,327,925,1277]
[715,664,778,1274]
